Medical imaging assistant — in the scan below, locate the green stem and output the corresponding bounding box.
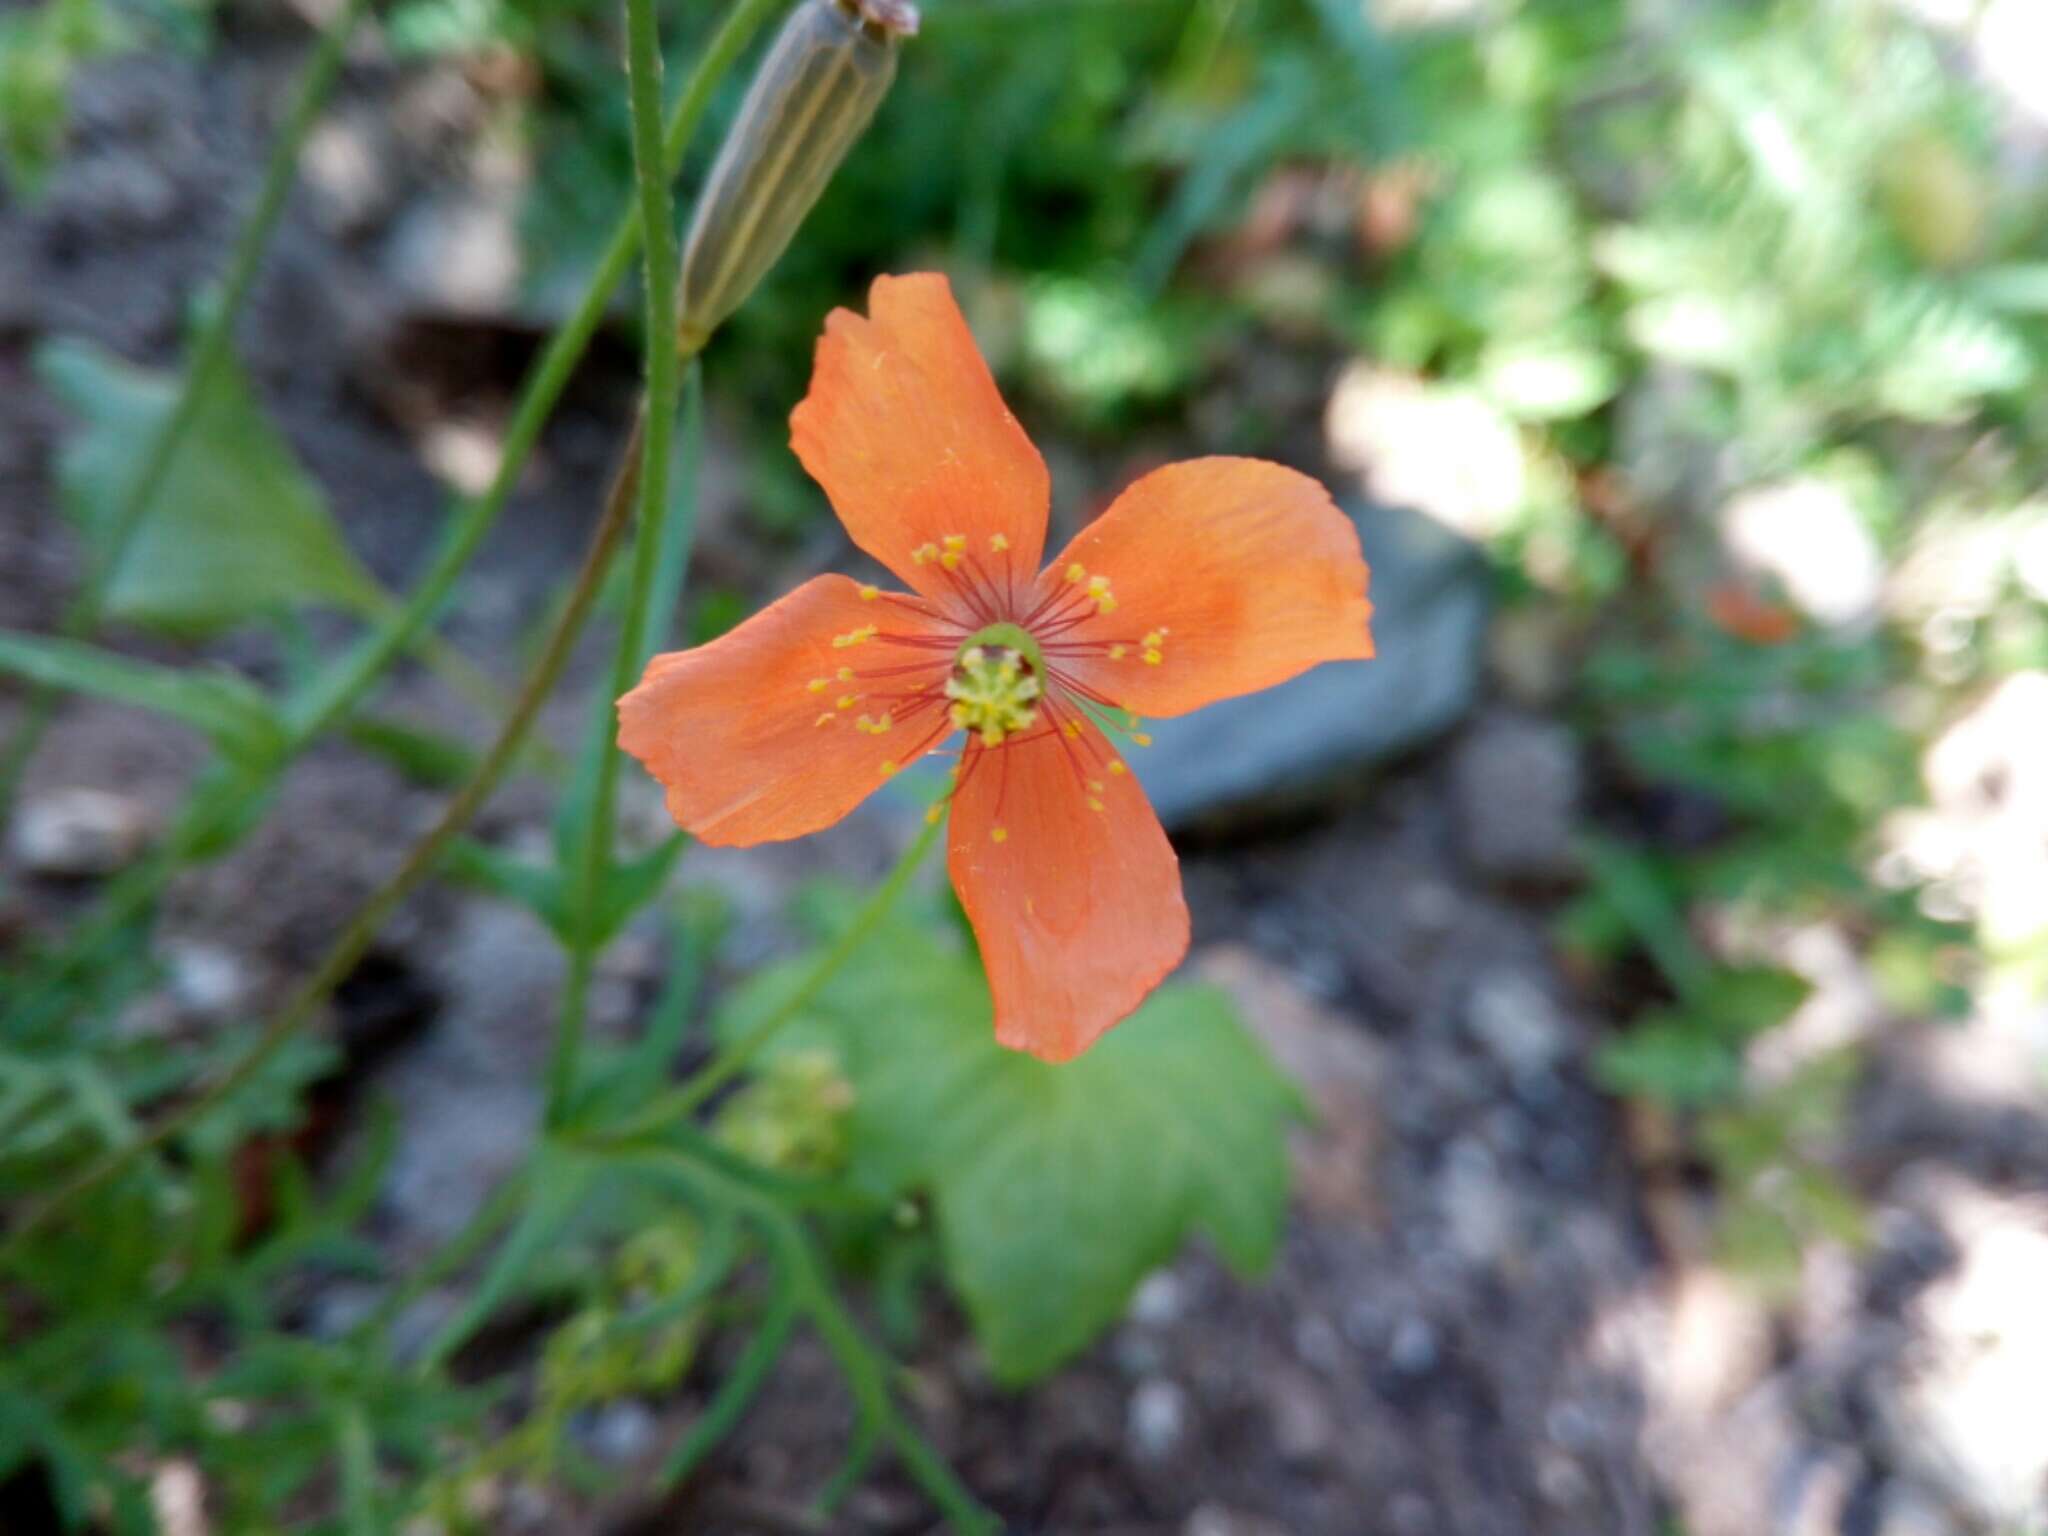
[0,433,649,1259]
[283,0,782,749]
[2,0,783,1024]
[349,1169,528,1348]
[0,0,374,828]
[547,0,690,1131]
[602,809,946,1141]
[659,1262,801,1486]
[638,1145,996,1534]
[785,1234,995,1536]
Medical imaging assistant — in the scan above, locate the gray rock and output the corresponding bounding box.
[1438,1137,1522,1268]
[163,940,248,1022]
[1450,712,1582,882]
[302,111,405,240]
[375,903,559,1252]
[46,155,183,237]
[1465,966,1573,1082]
[381,190,524,318]
[1264,1363,1337,1464]
[1183,1506,1291,1536]
[1131,496,1489,828]
[1388,1316,1440,1376]
[1127,1377,1190,1460]
[1874,1483,1964,1536]
[576,1400,658,1465]
[1128,1268,1191,1328]
[9,786,152,876]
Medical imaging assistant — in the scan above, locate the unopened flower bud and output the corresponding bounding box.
[676,0,917,353]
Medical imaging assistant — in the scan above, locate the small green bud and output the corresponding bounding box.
[676,0,918,352]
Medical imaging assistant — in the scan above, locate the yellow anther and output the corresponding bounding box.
[1143,648,1163,665]
[854,713,894,735]
[1142,631,1164,649]
[1087,797,1106,813]
[808,677,829,692]
[1062,720,1082,739]
[832,625,878,648]
[1065,563,1087,583]
[940,552,963,572]
[1109,644,1128,660]
[1088,779,1105,793]
[925,803,944,826]
[945,645,1039,748]
[990,826,1008,844]
[837,695,857,710]
[944,533,967,551]
[859,584,880,602]
[1096,595,1118,615]
[989,533,1011,553]
[814,713,837,727]
[1108,760,1127,775]
[878,760,897,776]
[837,666,855,682]
[911,543,939,565]
[1132,732,1153,747]
[1087,575,1111,596]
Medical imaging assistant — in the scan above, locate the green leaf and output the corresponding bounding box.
[1594,1012,1740,1106]
[339,714,478,788]
[442,838,568,935]
[442,833,684,948]
[1868,286,2031,421]
[591,835,689,949]
[1696,965,1809,1037]
[1968,264,2048,315]
[0,629,285,765]
[37,338,383,635]
[418,1151,587,1370]
[1479,338,1618,421]
[0,0,127,195]
[715,909,1301,1382]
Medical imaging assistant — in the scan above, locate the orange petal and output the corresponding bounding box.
[946,716,1189,1062]
[618,575,956,848]
[1039,458,1373,718]
[790,273,1049,612]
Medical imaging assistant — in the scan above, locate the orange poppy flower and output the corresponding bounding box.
[619,273,1373,1061]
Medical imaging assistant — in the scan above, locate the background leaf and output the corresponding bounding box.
[38,338,383,636]
[716,903,1301,1382]
[0,630,285,765]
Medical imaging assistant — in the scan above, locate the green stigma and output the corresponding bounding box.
[947,624,1044,746]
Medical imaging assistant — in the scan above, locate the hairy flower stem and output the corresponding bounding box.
[547,0,691,1132]
[0,0,374,833]
[0,418,651,1258]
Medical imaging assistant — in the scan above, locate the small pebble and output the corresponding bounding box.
[1127,1377,1189,1461]
[10,787,151,877]
[1389,1317,1440,1376]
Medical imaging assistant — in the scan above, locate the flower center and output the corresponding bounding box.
[946,623,1044,747]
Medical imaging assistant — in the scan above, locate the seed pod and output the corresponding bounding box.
[676,0,918,352]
